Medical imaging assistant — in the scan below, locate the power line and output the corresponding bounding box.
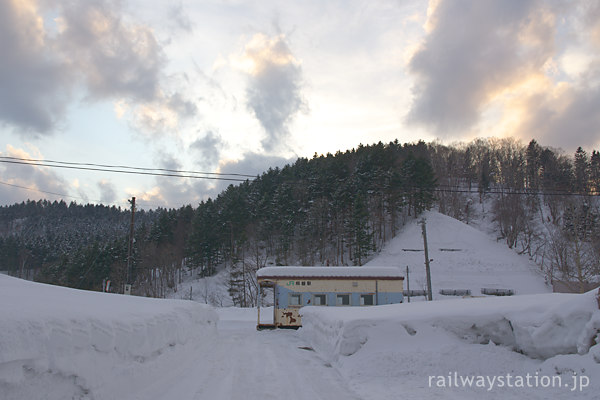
[0,158,250,182]
[0,180,187,210]
[1,155,597,206]
[431,187,599,197]
[0,180,117,206]
[433,182,578,194]
[0,156,256,180]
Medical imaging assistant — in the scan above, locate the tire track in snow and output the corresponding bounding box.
[131,317,362,400]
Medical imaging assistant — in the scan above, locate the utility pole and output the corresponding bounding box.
[406,265,410,303]
[126,197,136,295]
[420,218,433,301]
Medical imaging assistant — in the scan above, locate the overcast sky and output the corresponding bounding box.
[1,0,599,209]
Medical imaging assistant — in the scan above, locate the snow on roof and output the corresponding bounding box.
[256,266,404,279]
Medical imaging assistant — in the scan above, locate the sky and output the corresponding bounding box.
[1,0,599,209]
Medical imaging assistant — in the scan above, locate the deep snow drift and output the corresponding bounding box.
[0,274,217,400]
[299,291,600,399]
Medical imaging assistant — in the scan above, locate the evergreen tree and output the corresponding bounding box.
[590,150,600,194]
[574,147,589,193]
[525,139,542,190]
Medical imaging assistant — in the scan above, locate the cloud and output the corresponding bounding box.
[166,2,194,33]
[0,145,70,205]
[236,33,306,151]
[0,0,195,137]
[97,179,117,204]
[117,91,198,137]
[500,1,600,151]
[406,0,556,135]
[189,131,225,168]
[213,151,295,195]
[0,0,72,134]
[53,0,164,102]
[130,153,209,208]
[517,78,600,150]
[584,0,600,47]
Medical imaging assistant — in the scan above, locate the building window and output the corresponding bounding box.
[336,294,350,306]
[312,294,327,306]
[360,294,374,306]
[289,293,302,306]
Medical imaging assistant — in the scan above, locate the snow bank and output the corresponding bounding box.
[300,291,600,399]
[0,274,217,400]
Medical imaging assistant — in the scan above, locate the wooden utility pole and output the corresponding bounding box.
[126,197,136,293]
[420,218,433,301]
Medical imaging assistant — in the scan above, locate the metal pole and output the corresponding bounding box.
[420,218,433,301]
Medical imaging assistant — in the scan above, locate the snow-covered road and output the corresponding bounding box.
[129,310,362,400]
[0,275,359,400]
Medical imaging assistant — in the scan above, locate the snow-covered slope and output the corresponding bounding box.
[366,211,550,298]
[0,274,217,400]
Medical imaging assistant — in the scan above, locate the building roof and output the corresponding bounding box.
[256,266,404,280]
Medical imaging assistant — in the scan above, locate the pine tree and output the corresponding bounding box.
[574,147,589,193]
[525,139,542,190]
[347,192,372,266]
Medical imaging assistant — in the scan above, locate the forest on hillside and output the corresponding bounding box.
[0,138,599,304]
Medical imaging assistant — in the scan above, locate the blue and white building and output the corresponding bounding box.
[256,266,405,329]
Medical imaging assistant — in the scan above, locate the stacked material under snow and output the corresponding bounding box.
[366,211,550,298]
[0,274,217,400]
[300,291,600,399]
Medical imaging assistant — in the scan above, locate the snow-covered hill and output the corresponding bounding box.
[171,210,551,306]
[366,210,550,298]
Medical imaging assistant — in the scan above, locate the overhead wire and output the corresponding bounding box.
[1,156,597,210]
[0,156,255,181]
[0,180,171,209]
[0,180,120,206]
[430,187,599,197]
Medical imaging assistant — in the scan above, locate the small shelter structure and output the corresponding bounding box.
[256,266,404,329]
